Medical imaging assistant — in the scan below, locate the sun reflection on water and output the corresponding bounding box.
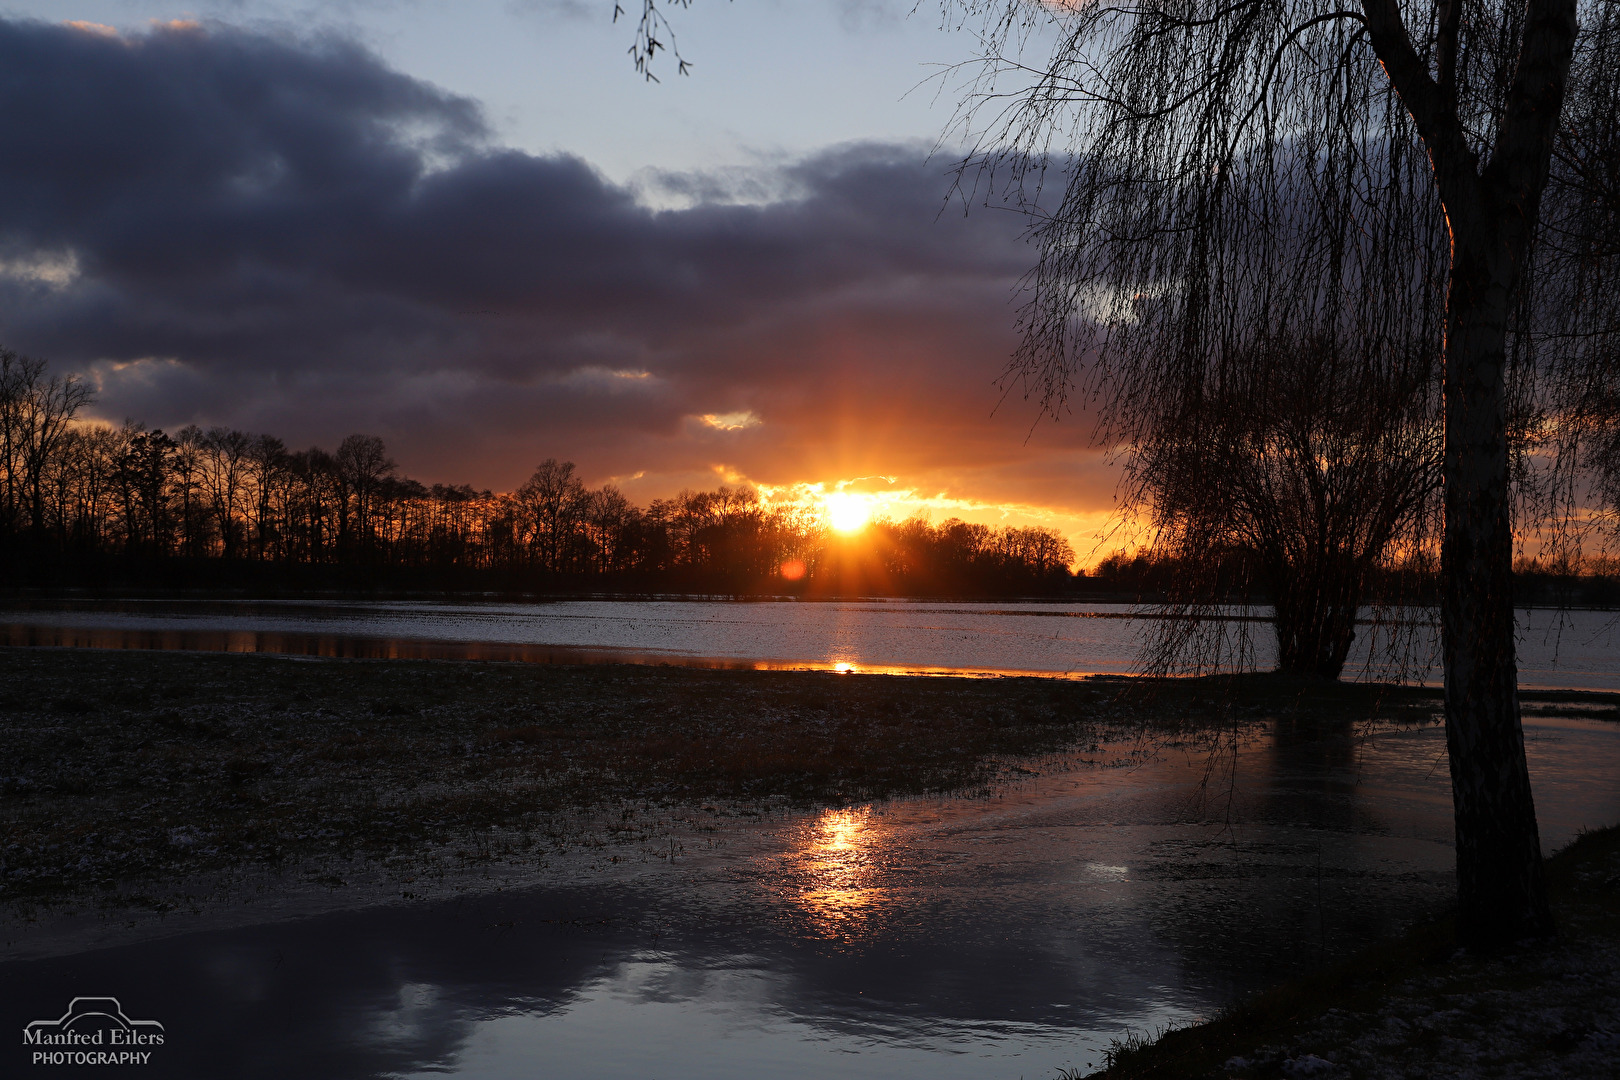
[790,806,882,936]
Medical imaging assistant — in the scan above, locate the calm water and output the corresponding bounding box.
[4,716,1618,1079]
[3,597,1618,688]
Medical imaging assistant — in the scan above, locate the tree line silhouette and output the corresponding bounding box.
[0,353,1076,596]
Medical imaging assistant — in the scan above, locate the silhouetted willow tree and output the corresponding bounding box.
[1138,335,1442,680]
[1555,12,1620,553]
[941,0,1620,943]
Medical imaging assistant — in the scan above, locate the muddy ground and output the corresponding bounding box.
[0,646,1484,919]
[4,647,1611,911]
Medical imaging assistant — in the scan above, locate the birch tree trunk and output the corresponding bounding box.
[1441,220,1554,942]
[1362,0,1577,943]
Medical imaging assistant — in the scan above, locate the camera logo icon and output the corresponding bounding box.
[22,998,165,1065]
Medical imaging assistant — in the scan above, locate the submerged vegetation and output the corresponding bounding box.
[0,647,1133,912]
[0,646,1508,916]
[4,645,1609,922]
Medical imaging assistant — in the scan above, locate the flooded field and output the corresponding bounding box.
[3,597,1618,688]
[4,713,1618,1079]
[3,599,1616,1078]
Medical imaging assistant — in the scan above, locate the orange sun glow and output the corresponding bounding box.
[824,492,870,534]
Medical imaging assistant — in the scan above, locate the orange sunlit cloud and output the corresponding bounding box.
[65,19,200,39]
[697,410,763,431]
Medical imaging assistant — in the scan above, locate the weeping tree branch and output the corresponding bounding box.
[935,0,1617,945]
[618,0,698,81]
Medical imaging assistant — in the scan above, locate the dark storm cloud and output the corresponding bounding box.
[0,17,1088,500]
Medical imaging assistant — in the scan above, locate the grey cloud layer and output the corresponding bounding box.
[0,18,1084,494]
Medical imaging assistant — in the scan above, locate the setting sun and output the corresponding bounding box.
[824,492,870,534]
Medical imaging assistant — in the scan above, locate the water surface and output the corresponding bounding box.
[3,598,1617,688]
[5,715,1617,1079]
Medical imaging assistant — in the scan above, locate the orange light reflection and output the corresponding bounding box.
[793,807,880,934]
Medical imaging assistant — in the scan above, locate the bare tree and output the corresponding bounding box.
[115,427,176,555]
[583,484,639,574]
[1548,11,1620,555]
[619,0,696,80]
[514,459,588,573]
[1136,334,1442,679]
[0,350,25,534]
[994,526,1076,577]
[244,434,290,561]
[45,423,120,550]
[939,0,1620,943]
[291,446,342,563]
[334,434,398,559]
[8,353,95,539]
[200,427,253,560]
[173,426,210,558]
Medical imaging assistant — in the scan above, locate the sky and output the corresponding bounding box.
[0,3,1122,560]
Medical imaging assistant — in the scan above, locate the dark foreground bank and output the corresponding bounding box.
[1086,824,1620,1080]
